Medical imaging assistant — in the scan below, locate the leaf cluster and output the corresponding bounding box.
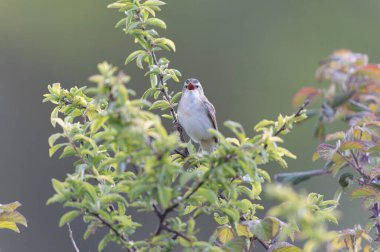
[0,201,27,233]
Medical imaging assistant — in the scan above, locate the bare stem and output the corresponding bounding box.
[67,223,80,252]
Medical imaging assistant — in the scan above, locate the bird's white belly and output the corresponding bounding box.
[178,104,213,143]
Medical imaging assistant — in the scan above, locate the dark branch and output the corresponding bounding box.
[249,236,269,251]
[89,212,135,252]
[162,225,191,241]
[154,179,206,235]
[274,100,310,137]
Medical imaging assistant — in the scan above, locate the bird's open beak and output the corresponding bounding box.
[187,83,195,90]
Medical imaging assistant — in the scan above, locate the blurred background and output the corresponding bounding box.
[1,0,380,251]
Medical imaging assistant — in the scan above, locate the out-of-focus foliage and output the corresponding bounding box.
[0,201,27,233]
[43,1,358,252]
[289,49,380,251]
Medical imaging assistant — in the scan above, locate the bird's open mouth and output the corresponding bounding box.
[187,83,195,90]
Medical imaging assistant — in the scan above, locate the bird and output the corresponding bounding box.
[177,78,218,153]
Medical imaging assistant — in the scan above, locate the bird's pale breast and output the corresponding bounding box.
[178,94,213,143]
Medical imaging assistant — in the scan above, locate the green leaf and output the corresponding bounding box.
[125,50,146,65]
[83,182,97,203]
[59,210,81,227]
[158,186,172,209]
[98,233,112,251]
[49,143,65,157]
[214,213,229,225]
[146,18,167,29]
[52,179,65,194]
[248,217,281,241]
[220,208,239,223]
[50,107,60,127]
[171,92,182,103]
[223,237,246,251]
[254,119,275,131]
[268,242,302,252]
[48,133,62,147]
[193,188,217,204]
[91,116,108,134]
[155,38,176,52]
[143,0,166,6]
[149,100,170,110]
[59,146,76,159]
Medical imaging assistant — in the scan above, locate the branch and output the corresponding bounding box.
[63,129,87,164]
[249,236,269,251]
[162,225,191,242]
[154,179,206,235]
[256,238,269,250]
[150,50,187,144]
[67,223,80,252]
[274,100,310,137]
[274,168,332,185]
[89,212,135,252]
[135,14,187,145]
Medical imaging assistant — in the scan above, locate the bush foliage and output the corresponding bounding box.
[0,201,26,233]
[43,1,380,252]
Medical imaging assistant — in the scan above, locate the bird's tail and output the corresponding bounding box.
[200,139,216,153]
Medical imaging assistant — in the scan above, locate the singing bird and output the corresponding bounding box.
[178,79,218,152]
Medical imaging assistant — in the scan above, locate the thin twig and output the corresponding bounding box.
[274,100,310,137]
[337,150,366,177]
[67,223,80,252]
[162,225,191,241]
[89,212,135,252]
[256,237,269,250]
[249,236,269,251]
[63,129,87,164]
[248,237,255,251]
[154,179,205,235]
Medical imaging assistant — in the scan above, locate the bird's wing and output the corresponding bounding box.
[202,98,218,142]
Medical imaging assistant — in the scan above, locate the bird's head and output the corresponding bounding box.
[183,78,204,95]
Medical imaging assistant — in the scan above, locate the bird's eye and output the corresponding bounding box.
[195,85,199,88]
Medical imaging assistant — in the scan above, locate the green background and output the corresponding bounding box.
[1,0,379,251]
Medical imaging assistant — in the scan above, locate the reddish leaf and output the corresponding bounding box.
[292,87,320,108]
[356,64,380,83]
